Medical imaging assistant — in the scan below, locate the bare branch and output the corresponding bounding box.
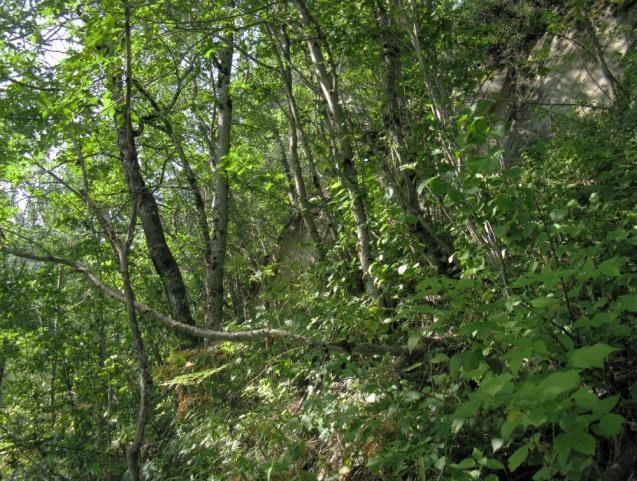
[0,246,443,357]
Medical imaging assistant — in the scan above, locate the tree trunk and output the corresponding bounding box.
[120,246,152,481]
[0,359,5,408]
[581,14,626,102]
[269,23,338,243]
[133,79,219,329]
[294,0,382,301]
[396,0,498,252]
[115,124,196,332]
[274,128,298,207]
[113,95,196,338]
[119,9,155,477]
[207,17,234,329]
[270,24,325,257]
[287,126,325,258]
[297,123,339,242]
[375,0,454,274]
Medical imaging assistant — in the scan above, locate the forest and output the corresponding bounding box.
[1,0,636,479]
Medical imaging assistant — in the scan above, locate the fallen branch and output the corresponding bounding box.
[1,246,438,357]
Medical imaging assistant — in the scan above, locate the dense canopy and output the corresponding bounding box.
[1,0,636,480]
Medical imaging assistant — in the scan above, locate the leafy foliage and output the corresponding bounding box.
[1,0,636,480]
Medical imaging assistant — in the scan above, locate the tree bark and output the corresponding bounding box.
[293,0,382,301]
[207,15,234,329]
[375,0,454,274]
[298,123,339,242]
[395,0,499,252]
[270,24,325,257]
[133,80,218,329]
[0,359,5,408]
[120,8,153,480]
[274,127,298,207]
[286,125,325,258]
[120,246,152,481]
[112,55,196,335]
[268,23,338,243]
[396,0,457,171]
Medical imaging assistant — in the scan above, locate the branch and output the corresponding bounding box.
[0,246,437,357]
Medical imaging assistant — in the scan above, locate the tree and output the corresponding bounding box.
[1,0,635,479]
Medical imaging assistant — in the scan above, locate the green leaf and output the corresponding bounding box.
[427,176,451,197]
[454,400,479,418]
[572,388,599,411]
[485,458,505,470]
[596,413,623,437]
[508,444,529,471]
[598,258,622,277]
[434,456,446,471]
[553,433,571,463]
[571,431,596,455]
[538,370,580,399]
[430,353,449,364]
[507,343,532,376]
[530,297,555,308]
[570,344,617,369]
[491,438,504,453]
[550,209,567,221]
[478,373,512,396]
[532,467,551,480]
[407,333,420,353]
[593,395,619,415]
[619,294,637,312]
[404,390,421,402]
[501,410,524,440]
[471,447,484,461]
[452,457,476,470]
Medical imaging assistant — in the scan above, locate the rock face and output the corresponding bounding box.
[480,3,637,163]
[272,214,317,284]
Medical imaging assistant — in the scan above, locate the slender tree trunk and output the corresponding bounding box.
[274,128,298,207]
[268,23,338,243]
[0,359,5,408]
[110,1,197,342]
[132,80,222,329]
[49,348,57,426]
[299,126,340,243]
[581,14,625,102]
[113,108,195,334]
[207,15,234,329]
[375,0,454,273]
[271,24,325,257]
[228,273,245,324]
[115,121,196,332]
[120,246,152,481]
[396,0,457,171]
[50,288,58,427]
[294,0,382,301]
[297,124,337,236]
[119,7,154,477]
[95,313,113,446]
[396,0,498,252]
[286,126,325,258]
